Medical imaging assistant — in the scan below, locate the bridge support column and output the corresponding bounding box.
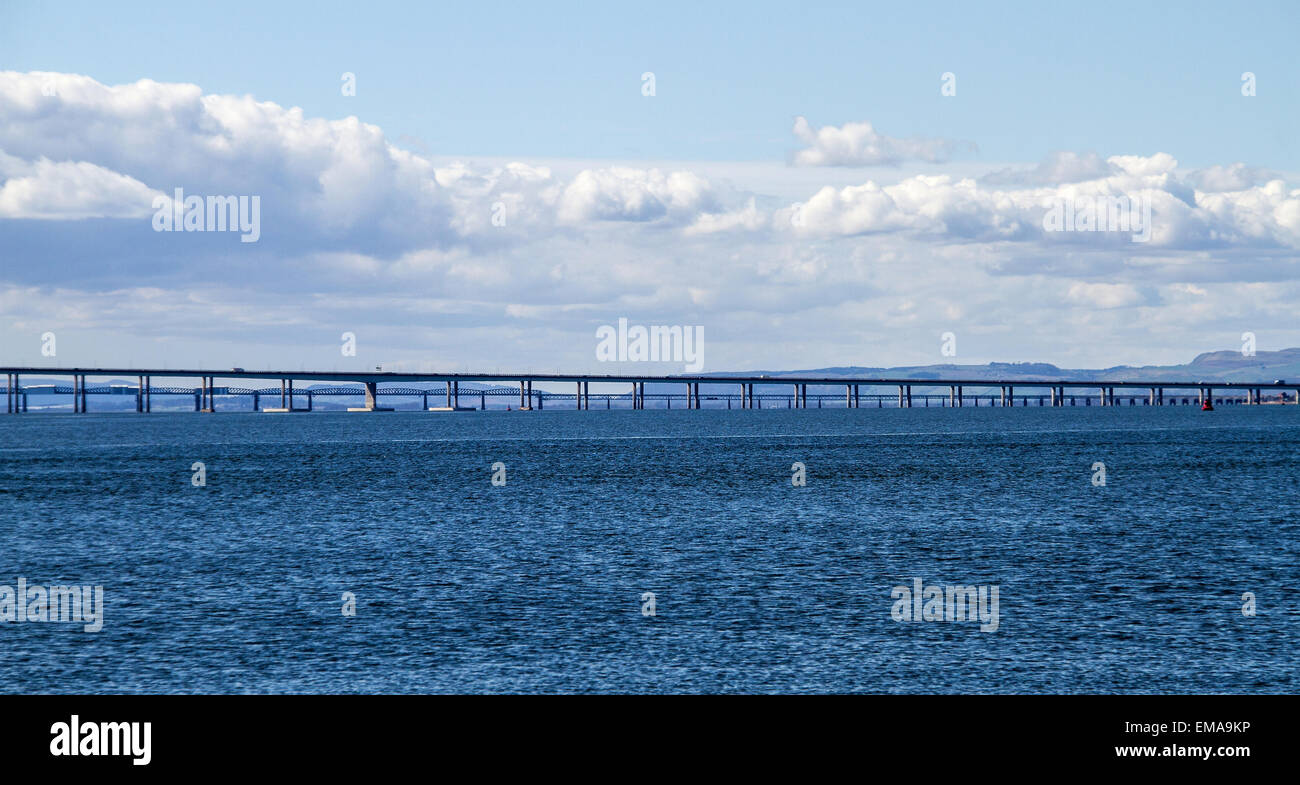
[481,390,486,410]
[446,382,452,409]
[280,380,286,409]
[899,385,905,408]
[253,391,259,411]
[145,376,151,412]
[307,391,313,411]
[6,373,11,414]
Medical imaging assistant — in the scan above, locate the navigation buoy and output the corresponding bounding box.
[1201,399,1214,411]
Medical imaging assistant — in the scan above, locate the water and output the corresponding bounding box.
[1,407,1296,693]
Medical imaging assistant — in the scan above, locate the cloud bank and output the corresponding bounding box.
[1,71,1297,373]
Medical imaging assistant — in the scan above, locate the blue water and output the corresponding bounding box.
[1,407,1296,693]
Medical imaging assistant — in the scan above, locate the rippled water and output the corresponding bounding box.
[1,407,1296,693]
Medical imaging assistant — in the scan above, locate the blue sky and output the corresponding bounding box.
[0,1,1297,374]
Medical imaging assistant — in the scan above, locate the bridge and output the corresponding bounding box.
[2,366,1297,413]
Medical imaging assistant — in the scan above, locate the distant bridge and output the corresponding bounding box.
[2,366,1297,413]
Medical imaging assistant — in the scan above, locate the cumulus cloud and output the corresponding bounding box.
[0,71,729,256]
[556,168,718,224]
[708,154,1300,250]
[0,154,162,219]
[791,116,969,166]
[1185,163,1279,192]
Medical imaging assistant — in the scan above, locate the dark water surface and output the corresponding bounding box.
[1,407,1296,693]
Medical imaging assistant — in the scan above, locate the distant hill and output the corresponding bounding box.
[701,348,1300,389]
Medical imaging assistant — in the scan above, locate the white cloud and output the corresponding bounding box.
[791,116,968,167]
[0,154,161,219]
[1066,282,1144,308]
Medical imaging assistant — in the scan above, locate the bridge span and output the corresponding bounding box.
[2,366,1297,413]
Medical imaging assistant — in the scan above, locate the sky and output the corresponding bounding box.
[1,0,1297,375]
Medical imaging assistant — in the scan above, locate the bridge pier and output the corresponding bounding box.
[201,376,216,412]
